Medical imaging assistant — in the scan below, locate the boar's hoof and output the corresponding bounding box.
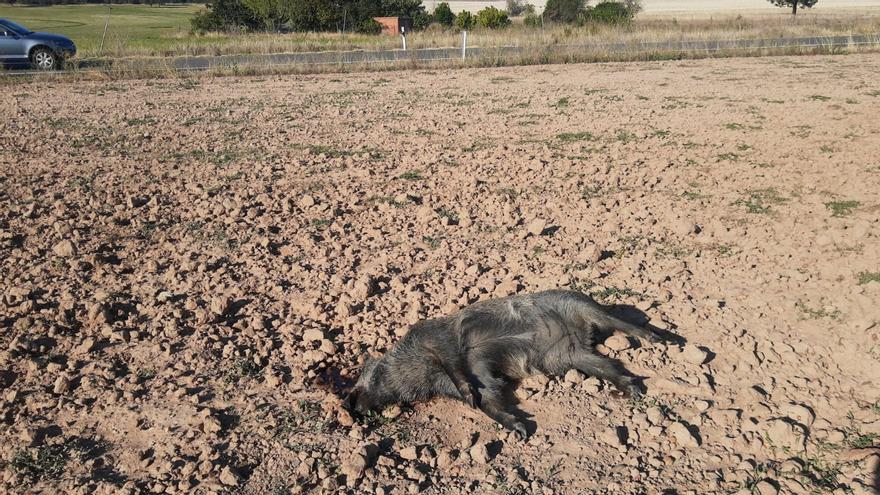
[511,421,528,440]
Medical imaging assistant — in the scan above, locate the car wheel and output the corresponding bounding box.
[31,48,57,71]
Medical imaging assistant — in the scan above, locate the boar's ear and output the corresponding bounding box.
[344,389,359,411]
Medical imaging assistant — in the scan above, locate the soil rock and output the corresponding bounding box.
[604,334,631,352]
[470,443,490,464]
[667,422,700,447]
[762,419,807,452]
[52,240,77,257]
[219,466,240,486]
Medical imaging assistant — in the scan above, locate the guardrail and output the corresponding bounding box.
[167,33,880,70]
[5,33,878,76]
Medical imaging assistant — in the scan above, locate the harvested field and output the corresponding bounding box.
[1,54,880,494]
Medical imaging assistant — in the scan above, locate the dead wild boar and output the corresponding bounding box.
[346,289,661,438]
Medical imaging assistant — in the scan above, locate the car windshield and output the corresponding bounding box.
[1,20,34,35]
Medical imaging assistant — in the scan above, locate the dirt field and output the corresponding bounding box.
[2,53,880,495]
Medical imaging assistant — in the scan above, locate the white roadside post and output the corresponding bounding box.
[462,30,468,61]
[100,4,112,52]
[401,25,407,50]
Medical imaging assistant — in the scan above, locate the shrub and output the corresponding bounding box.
[454,10,475,30]
[475,6,511,28]
[506,0,532,16]
[190,0,261,33]
[582,1,634,23]
[544,0,585,23]
[433,2,455,26]
[191,10,224,33]
[622,0,643,15]
[412,9,433,30]
[358,17,383,34]
[523,11,541,26]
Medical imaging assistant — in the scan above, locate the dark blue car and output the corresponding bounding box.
[0,18,76,70]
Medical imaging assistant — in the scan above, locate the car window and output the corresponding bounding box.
[1,20,32,35]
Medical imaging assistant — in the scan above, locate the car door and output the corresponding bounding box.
[0,26,21,63]
[0,22,27,63]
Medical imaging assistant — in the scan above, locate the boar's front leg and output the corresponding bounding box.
[436,357,476,408]
[468,359,528,439]
[426,349,475,408]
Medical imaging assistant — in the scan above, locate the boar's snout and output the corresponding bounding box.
[343,389,357,411]
[344,388,370,414]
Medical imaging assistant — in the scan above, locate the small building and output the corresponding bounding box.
[374,17,414,36]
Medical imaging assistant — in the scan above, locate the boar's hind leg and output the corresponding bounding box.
[570,352,642,398]
[468,360,528,439]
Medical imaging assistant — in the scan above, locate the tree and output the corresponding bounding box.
[454,10,474,30]
[621,0,642,16]
[506,0,528,16]
[582,1,634,24]
[475,6,511,28]
[358,17,382,33]
[284,0,340,32]
[433,2,454,27]
[412,9,433,30]
[195,0,431,33]
[242,0,285,30]
[524,11,541,26]
[349,0,430,30]
[190,0,261,32]
[767,0,818,15]
[543,0,585,23]
[378,0,428,20]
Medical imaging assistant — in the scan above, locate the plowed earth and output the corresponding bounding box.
[1,54,879,495]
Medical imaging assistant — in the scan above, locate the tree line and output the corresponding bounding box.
[3,0,198,5]
[0,0,820,18]
[192,0,432,33]
[191,0,647,34]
